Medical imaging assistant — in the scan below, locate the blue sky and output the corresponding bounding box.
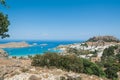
[1,0,120,40]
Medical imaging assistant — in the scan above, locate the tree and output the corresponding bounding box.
[0,13,10,38]
[116,54,120,63]
[0,0,10,8]
[83,59,106,77]
[0,0,6,6]
[105,66,119,79]
[0,0,10,39]
[100,46,120,79]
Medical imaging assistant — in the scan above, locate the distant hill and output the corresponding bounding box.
[87,36,120,42]
[0,41,29,48]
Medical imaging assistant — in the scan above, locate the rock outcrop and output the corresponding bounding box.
[4,67,109,80]
[87,36,119,42]
[0,58,31,79]
[0,49,8,58]
[0,58,109,80]
[86,36,120,47]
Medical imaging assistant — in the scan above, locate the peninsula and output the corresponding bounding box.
[0,41,29,48]
[0,41,30,58]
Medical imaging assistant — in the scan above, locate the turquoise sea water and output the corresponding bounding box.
[0,40,83,57]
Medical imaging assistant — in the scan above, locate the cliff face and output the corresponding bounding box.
[87,36,119,42]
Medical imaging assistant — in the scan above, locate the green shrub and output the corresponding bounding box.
[82,59,106,77]
[100,45,120,79]
[31,52,105,77]
[12,56,17,59]
[105,66,119,80]
[28,55,33,59]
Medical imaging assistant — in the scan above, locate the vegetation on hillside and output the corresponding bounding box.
[97,45,120,80]
[31,52,106,77]
[31,44,120,80]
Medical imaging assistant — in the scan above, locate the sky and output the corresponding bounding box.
[0,0,120,40]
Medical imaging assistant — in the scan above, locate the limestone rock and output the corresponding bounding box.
[0,49,8,58]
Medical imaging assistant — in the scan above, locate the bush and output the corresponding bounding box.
[28,55,33,59]
[83,59,106,77]
[116,54,120,63]
[105,66,119,80]
[19,56,25,59]
[12,56,17,59]
[100,45,120,79]
[102,46,115,58]
[31,52,105,77]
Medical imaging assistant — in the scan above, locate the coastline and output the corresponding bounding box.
[0,36,120,80]
[1,40,81,57]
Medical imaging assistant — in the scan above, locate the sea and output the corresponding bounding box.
[0,40,83,57]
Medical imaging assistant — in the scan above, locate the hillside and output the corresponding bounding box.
[56,36,120,80]
[87,36,119,42]
[0,58,109,80]
[1,36,120,80]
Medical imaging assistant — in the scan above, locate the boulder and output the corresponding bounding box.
[29,75,41,80]
[0,49,8,58]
